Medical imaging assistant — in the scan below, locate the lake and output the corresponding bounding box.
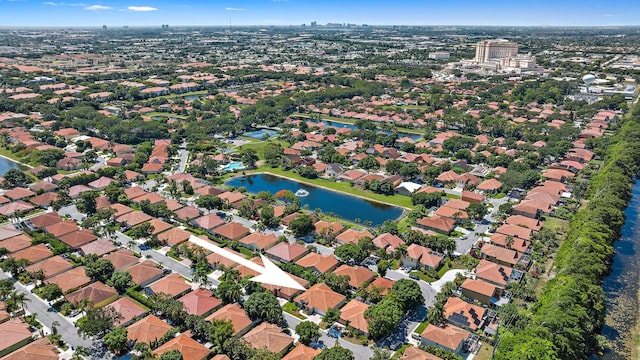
[600,181,640,359]
[310,119,424,141]
[0,156,20,176]
[225,173,404,226]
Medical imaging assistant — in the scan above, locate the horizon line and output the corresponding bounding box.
[1,24,640,29]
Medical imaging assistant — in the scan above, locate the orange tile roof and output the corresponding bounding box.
[0,318,33,352]
[146,273,191,298]
[0,234,31,253]
[44,219,78,238]
[295,252,339,274]
[213,222,251,241]
[334,265,376,288]
[25,255,73,279]
[295,283,345,314]
[127,315,174,344]
[79,239,117,257]
[46,266,91,293]
[106,296,147,326]
[339,299,369,334]
[282,344,321,360]
[265,242,308,262]
[335,228,374,245]
[153,333,210,360]
[10,244,53,263]
[104,249,140,270]
[178,288,222,316]
[146,218,173,236]
[1,335,57,360]
[206,303,253,336]
[420,324,470,353]
[27,212,62,229]
[190,213,224,230]
[157,227,191,246]
[401,346,443,360]
[443,297,486,331]
[239,232,279,251]
[242,322,293,354]
[65,281,118,306]
[58,229,98,249]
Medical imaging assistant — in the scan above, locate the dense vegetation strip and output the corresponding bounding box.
[495,107,640,360]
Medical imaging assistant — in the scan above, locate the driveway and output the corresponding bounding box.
[284,313,374,360]
[0,272,94,349]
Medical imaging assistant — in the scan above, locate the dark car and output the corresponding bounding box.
[409,273,420,280]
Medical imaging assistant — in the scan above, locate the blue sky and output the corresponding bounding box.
[0,0,638,27]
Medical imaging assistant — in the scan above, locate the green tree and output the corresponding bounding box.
[129,222,155,239]
[36,283,63,301]
[243,291,283,324]
[358,156,380,171]
[215,280,243,304]
[2,168,28,188]
[108,271,133,294]
[259,204,280,228]
[370,347,393,360]
[288,213,314,237]
[295,321,320,345]
[195,195,224,211]
[240,148,259,168]
[364,298,403,339]
[314,346,354,360]
[322,307,340,324]
[263,143,283,167]
[103,327,129,354]
[334,243,367,263]
[299,166,318,179]
[159,350,183,360]
[77,306,123,337]
[391,279,425,311]
[321,272,351,295]
[467,202,488,220]
[85,257,115,283]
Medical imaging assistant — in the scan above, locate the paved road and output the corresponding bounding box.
[284,313,374,360]
[176,147,189,174]
[0,272,94,349]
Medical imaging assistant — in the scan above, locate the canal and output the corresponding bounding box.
[601,181,640,359]
[225,173,404,226]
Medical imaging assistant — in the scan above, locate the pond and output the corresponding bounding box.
[0,156,20,176]
[310,120,423,141]
[225,173,403,226]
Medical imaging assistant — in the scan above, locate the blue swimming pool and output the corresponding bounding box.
[243,129,278,140]
[222,161,246,172]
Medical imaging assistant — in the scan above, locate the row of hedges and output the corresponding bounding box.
[495,111,640,359]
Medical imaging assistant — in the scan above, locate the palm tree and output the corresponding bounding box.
[505,235,515,249]
[8,291,30,314]
[427,302,445,326]
[51,320,60,335]
[76,298,94,316]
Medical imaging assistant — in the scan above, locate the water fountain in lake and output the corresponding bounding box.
[295,189,310,197]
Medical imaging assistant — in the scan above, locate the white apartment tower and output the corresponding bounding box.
[474,39,518,63]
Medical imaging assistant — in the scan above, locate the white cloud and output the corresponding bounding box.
[85,4,111,10]
[43,1,61,5]
[225,7,245,11]
[128,5,157,11]
[44,1,88,5]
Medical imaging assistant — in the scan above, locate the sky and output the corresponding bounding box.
[0,0,639,27]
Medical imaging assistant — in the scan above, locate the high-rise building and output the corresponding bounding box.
[474,39,518,63]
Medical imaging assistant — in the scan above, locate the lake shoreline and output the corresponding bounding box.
[0,153,33,173]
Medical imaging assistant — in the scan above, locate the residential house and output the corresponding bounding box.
[46,267,91,294]
[153,333,211,360]
[0,319,35,357]
[282,344,321,360]
[243,323,294,357]
[238,232,279,252]
[420,324,472,355]
[127,315,174,345]
[65,281,118,308]
[1,337,58,360]
[402,244,445,271]
[461,278,509,307]
[178,288,222,317]
[265,242,309,263]
[145,273,192,298]
[25,255,73,279]
[294,252,339,275]
[339,299,369,336]
[372,232,405,253]
[474,260,522,289]
[401,346,442,360]
[443,297,487,332]
[106,297,147,326]
[206,303,254,336]
[295,283,346,316]
[335,229,374,245]
[213,222,251,241]
[416,216,456,235]
[333,265,376,290]
[126,261,165,287]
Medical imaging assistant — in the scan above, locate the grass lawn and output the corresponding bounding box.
[437,260,452,278]
[392,343,412,359]
[0,147,33,167]
[237,140,290,160]
[474,342,494,360]
[413,320,430,335]
[146,112,188,120]
[283,302,305,319]
[155,90,208,100]
[249,166,414,209]
[444,192,461,199]
[411,270,437,283]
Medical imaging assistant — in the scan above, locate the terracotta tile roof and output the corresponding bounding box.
[489,233,530,254]
[106,297,147,326]
[175,206,202,222]
[266,242,308,262]
[88,176,115,190]
[10,244,53,263]
[372,232,405,252]
[146,273,192,298]
[282,344,321,360]
[127,315,174,344]
[334,265,376,288]
[218,191,246,205]
[79,239,117,257]
[420,324,470,353]
[25,255,73,279]
[109,203,134,218]
[295,283,345,314]
[339,299,369,334]
[146,218,172,236]
[295,252,339,274]
[163,199,184,212]
[401,346,443,360]
[189,213,224,230]
[104,249,140,270]
[0,201,34,216]
[206,246,245,269]
[0,225,21,241]
[462,278,498,298]
[496,223,532,240]
[261,272,308,299]
[238,232,279,251]
[335,229,374,245]
[29,192,59,207]
[206,303,253,336]
[442,199,471,210]
[116,211,152,227]
[133,193,166,205]
[434,206,468,219]
[178,288,222,316]
[27,212,61,229]
[44,219,78,238]
[504,215,542,232]
[126,260,164,286]
[479,243,520,266]
[0,234,32,253]
[46,266,91,293]
[474,260,512,288]
[242,322,293,354]
[157,227,191,246]
[313,220,344,237]
[477,178,503,192]
[443,297,486,331]
[65,281,118,307]
[3,187,35,200]
[416,216,456,234]
[124,187,147,200]
[1,336,58,360]
[153,333,211,360]
[213,222,250,241]
[58,229,98,249]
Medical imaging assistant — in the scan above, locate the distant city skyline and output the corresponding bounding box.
[0,0,638,27]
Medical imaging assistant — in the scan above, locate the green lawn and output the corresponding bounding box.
[283,302,305,319]
[146,112,188,120]
[414,320,430,335]
[247,167,414,209]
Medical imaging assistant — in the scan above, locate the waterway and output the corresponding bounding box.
[0,156,20,176]
[307,119,424,141]
[225,173,403,226]
[601,181,640,359]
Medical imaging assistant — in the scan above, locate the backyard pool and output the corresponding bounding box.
[221,161,246,172]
